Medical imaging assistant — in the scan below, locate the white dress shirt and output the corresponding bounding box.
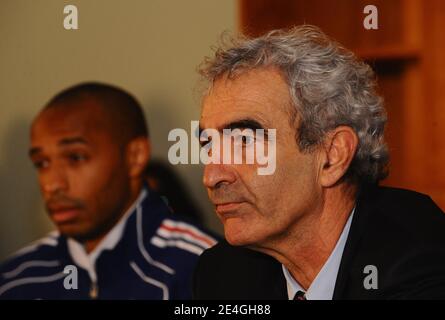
[282,207,355,300]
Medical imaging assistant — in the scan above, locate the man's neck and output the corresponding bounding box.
[84,236,105,255]
[255,184,357,290]
[83,182,143,254]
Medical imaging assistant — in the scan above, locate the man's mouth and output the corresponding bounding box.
[48,206,82,224]
[215,202,244,216]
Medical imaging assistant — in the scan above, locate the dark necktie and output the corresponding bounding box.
[293,290,306,300]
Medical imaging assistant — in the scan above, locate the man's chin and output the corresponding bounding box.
[56,224,93,241]
[224,227,255,247]
[223,221,272,250]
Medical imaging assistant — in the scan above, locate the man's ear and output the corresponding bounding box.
[319,126,358,187]
[126,137,151,179]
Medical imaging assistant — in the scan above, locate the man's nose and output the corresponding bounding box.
[203,163,237,189]
[40,166,68,196]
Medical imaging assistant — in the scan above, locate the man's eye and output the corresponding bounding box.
[68,153,87,163]
[234,133,255,147]
[241,135,254,145]
[201,141,212,153]
[33,160,49,170]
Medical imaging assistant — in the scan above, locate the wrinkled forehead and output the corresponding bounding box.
[31,99,114,145]
[200,67,294,130]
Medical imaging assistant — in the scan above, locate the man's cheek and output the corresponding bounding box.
[69,169,101,198]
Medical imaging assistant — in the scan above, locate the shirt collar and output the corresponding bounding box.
[282,207,355,300]
[67,188,148,282]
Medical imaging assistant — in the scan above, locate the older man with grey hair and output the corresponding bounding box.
[193,25,445,300]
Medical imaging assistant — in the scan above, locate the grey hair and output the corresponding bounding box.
[198,25,389,184]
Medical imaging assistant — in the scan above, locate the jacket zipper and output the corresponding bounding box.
[89,282,99,299]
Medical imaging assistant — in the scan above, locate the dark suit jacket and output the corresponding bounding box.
[193,185,445,299]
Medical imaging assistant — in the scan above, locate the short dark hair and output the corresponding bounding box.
[45,82,149,144]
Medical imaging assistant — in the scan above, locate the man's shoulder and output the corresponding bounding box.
[340,185,445,299]
[0,232,63,297]
[147,216,219,260]
[133,210,220,283]
[136,188,219,264]
[130,214,220,299]
[361,185,445,234]
[197,240,284,283]
[370,185,436,208]
[194,241,286,299]
[1,231,61,271]
[199,240,275,264]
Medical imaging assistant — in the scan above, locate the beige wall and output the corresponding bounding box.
[0,0,236,260]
